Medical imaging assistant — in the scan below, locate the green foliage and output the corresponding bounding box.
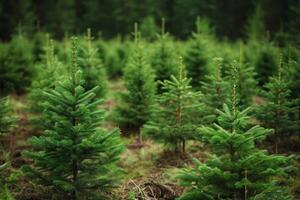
[127,191,136,200]
[114,25,156,132]
[0,97,16,135]
[150,19,177,93]
[255,55,297,153]
[140,16,159,41]
[184,17,208,88]
[0,184,14,200]
[252,42,278,86]
[289,2,300,46]
[0,35,34,93]
[287,47,300,100]
[22,38,124,199]
[78,29,107,97]
[57,36,72,65]
[253,186,294,200]
[288,47,300,137]
[143,57,203,152]
[102,39,131,79]
[0,163,14,200]
[0,97,16,199]
[178,65,294,199]
[32,32,49,62]
[29,39,64,113]
[236,43,258,107]
[246,4,266,42]
[200,58,229,125]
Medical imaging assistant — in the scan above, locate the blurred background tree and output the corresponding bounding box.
[0,0,299,43]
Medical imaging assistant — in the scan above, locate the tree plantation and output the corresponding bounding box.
[0,1,300,200]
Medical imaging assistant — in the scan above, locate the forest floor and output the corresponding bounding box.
[3,79,300,200]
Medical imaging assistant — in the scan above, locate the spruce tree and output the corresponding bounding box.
[29,38,63,113]
[150,18,177,93]
[78,28,107,98]
[200,57,229,125]
[143,57,203,152]
[178,62,294,200]
[255,54,296,153]
[22,38,124,200]
[184,17,208,88]
[114,24,156,134]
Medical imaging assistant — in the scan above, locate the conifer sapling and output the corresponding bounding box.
[114,23,156,135]
[255,54,296,153]
[236,42,258,107]
[143,57,203,152]
[200,57,229,125]
[184,17,208,88]
[78,28,107,97]
[30,38,63,113]
[150,18,177,93]
[22,37,124,200]
[178,62,294,200]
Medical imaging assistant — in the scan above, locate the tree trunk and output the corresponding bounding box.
[72,159,78,200]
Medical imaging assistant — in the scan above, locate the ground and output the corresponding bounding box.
[2,79,300,200]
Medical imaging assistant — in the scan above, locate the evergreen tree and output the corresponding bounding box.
[246,3,266,42]
[253,42,278,86]
[178,62,294,200]
[255,55,297,153]
[236,42,258,107]
[289,48,300,138]
[184,17,208,88]
[0,34,34,93]
[140,16,159,41]
[200,57,229,125]
[78,28,107,98]
[150,18,177,93]
[288,2,300,46]
[114,24,156,134]
[29,38,63,113]
[143,57,203,152]
[22,38,124,200]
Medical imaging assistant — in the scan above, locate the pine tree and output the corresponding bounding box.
[22,38,124,200]
[255,54,297,153]
[143,57,203,152]
[184,17,208,88]
[78,28,107,98]
[150,18,177,93]
[114,23,156,134]
[178,62,294,200]
[29,38,63,113]
[200,57,229,125]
